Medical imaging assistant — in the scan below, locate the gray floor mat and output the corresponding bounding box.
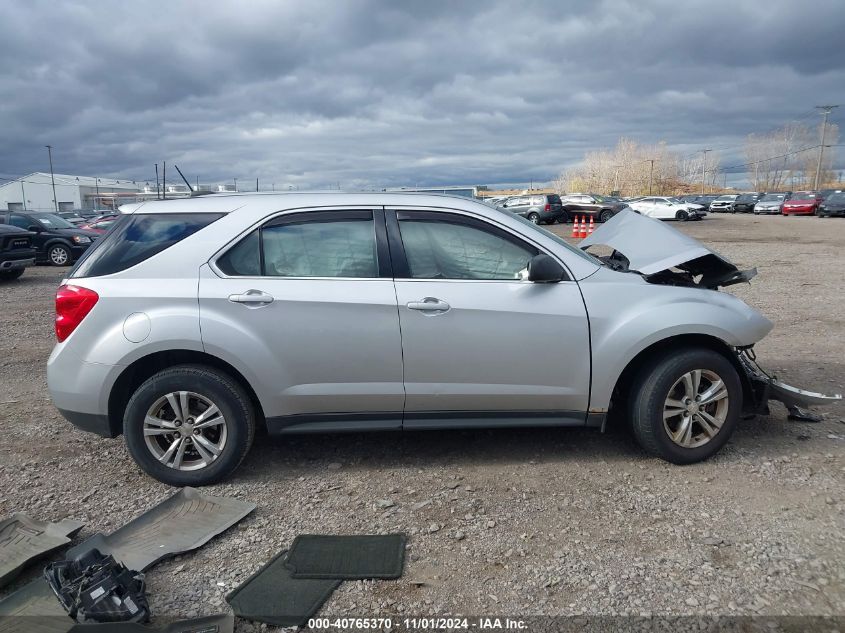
[68,613,234,633]
[0,579,69,633]
[284,534,406,579]
[66,488,255,572]
[226,549,340,628]
[0,515,85,588]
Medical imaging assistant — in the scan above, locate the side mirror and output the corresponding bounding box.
[28,224,41,232]
[527,254,565,283]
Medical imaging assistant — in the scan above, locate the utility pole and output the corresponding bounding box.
[700,149,711,195]
[753,162,759,191]
[813,105,839,191]
[45,145,58,212]
[20,180,26,210]
[256,178,259,192]
[647,159,655,195]
[233,177,238,192]
[95,178,100,209]
[155,163,160,200]
[612,165,621,194]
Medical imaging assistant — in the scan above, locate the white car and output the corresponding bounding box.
[626,197,703,221]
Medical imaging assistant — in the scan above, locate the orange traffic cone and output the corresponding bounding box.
[588,216,595,235]
[579,215,588,238]
[571,215,580,238]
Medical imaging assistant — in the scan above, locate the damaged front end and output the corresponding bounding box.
[736,347,842,419]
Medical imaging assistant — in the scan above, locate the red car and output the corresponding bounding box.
[782,192,823,216]
[79,214,119,234]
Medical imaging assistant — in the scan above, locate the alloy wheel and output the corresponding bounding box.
[143,391,228,471]
[662,369,729,448]
[49,246,69,265]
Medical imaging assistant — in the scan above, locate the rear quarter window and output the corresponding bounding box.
[70,212,223,278]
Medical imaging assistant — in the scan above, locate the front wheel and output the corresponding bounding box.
[123,365,256,486]
[675,210,689,221]
[598,209,613,223]
[47,244,71,266]
[629,348,741,464]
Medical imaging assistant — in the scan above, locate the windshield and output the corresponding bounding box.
[760,194,785,202]
[30,213,75,229]
[826,193,845,203]
[789,194,816,202]
[492,206,603,266]
[716,196,736,201]
[737,194,757,202]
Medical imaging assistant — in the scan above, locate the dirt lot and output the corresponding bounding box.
[0,213,843,628]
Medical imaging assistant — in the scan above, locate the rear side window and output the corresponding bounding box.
[71,213,222,278]
[547,195,561,204]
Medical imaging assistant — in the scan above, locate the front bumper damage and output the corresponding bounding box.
[737,347,842,419]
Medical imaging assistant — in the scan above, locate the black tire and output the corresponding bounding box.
[628,348,742,464]
[675,210,689,221]
[47,243,72,266]
[527,212,540,224]
[0,269,24,281]
[123,364,255,486]
[598,209,613,223]
[557,211,570,224]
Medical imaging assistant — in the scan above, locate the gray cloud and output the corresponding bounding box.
[1,0,842,189]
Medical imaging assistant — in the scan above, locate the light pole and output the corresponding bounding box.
[45,145,58,212]
[813,105,839,191]
[95,178,100,210]
[20,180,26,210]
[647,159,655,195]
[700,149,711,195]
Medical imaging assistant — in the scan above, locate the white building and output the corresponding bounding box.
[0,173,145,212]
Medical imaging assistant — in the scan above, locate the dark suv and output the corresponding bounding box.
[0,225,36,280]
[0,211,99,266]
[733,193,763,213]
[560,193,625,223]
[499,194,565,224]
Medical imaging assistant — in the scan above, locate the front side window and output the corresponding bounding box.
[217,212,378,278]
[398,217,536,280]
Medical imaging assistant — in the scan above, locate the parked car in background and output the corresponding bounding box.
[559,193,626,223]
[818,189,842,201]
[678,195,718,211]
[782,192,823,216]
[0,211,99,266]
[58,211,87,225]
[626,196,703,221]
[818,192,845,217]
[733,193,763,213]
[0,224,36,280]
[709,195,739,213]
[79,214,120,234]
[499,194,565,224]
[46,193,840,486]
[753,193,789,215]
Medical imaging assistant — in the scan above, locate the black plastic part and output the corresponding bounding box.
[527,254,565,282]
[284,534,406,579]
[56,409,119,438]
[44,549,149,624]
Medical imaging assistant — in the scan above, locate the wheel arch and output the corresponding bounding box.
[607,333,753,420]
[107,349,265,437]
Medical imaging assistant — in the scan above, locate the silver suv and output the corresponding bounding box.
[48,193,839,485]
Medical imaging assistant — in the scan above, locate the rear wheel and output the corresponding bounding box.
[527,212,540,224]
[598,209,613,223]
[629,348,741,464]
[123,365,255,486]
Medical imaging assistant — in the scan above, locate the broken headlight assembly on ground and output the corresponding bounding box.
[44,548,150,624]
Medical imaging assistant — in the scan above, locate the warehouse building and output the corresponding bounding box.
[0,172,146,212]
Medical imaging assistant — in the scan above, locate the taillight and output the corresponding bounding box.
[55,285,99,342]
[544,203,550,211]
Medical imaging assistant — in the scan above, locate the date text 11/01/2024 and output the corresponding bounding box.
[308,617,527,630]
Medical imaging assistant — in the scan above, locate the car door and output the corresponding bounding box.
[199,208,405,432]
[386,207,591,428]
[9,213,48,253]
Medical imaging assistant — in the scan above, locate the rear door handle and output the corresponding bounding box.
[228,289,274,306]
[406,297,450,313]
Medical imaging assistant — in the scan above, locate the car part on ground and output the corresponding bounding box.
[226,549,341,628]
[0,515,84,588]
[66,488,255,572]
[45,549,149,624]
[284,534,406,579]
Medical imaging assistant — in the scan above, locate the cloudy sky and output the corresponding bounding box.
[1,0,843,190]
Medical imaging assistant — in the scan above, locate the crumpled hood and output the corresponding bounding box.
[580,208,756,288]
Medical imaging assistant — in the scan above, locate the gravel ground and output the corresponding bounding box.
[0,213,843,629]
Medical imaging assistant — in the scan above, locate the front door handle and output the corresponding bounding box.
[406,297,450,313]
[228,289,274,306]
